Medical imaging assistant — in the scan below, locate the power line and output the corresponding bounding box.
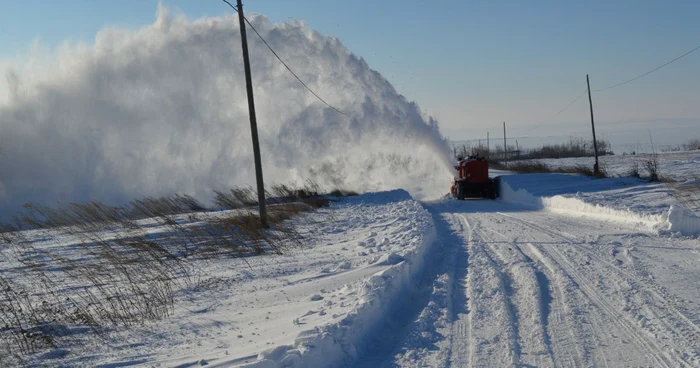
[221,3,699,133]
[521,89,587,134]
[594,43,700,92]
[522,42,700,135]
[221,0,349,117]
[549,90,587,121]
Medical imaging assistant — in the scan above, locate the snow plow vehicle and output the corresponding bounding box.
[450,155,500,200]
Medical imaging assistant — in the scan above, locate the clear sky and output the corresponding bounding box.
[1,0,699,145]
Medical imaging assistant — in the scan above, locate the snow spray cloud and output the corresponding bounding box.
[0,6,453,216]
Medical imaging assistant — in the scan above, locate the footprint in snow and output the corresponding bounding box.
[301,310,318,317]
[374,253,405,265]
[310,294,324,301]
[334,261,352,272]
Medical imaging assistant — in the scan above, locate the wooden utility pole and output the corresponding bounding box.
[503,122,507,165]
[586,74,600,176]
[237,0,268,227]
[487,132,490,158]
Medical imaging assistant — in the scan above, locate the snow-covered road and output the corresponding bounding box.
[9,176,699,367]
[373,199,700,367]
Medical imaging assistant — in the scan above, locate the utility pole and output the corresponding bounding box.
[503,122,507,165]
[586,74,600,176]
[237,0,268,227]
[516,140,519,159]
[487,132,490,158]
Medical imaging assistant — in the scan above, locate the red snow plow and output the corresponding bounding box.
[450,155,500,200]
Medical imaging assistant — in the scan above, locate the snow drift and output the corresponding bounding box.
[666,205,700,236]
[498,174,700,237]
[0,6,453,217]
[241,190,437,367]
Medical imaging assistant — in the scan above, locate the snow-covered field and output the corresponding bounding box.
[522,149,700,183]
[5,167,700,367]
[3,190,438,367]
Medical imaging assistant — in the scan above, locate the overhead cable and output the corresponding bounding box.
[222,0,349,117]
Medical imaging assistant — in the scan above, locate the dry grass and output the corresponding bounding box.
[0,181,345,361]
[328,188,359,198]
[663,138,700,152]
[503,161,609,178]
[643,155,660,182]
[628,161,641,178]
[558,164,609,178]
[0,218,188,358]
[525,138,613,159]
[213,188,257,209]
[623,155,670,183]
[666,178,700,212]
[213,181,337,210]
[13,195,207,231]
[487,159,507,170]
[500,161,551,173]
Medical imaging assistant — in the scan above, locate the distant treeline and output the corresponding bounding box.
[452,138,613,161]
[662,138,700,152]
[525,138,613,159]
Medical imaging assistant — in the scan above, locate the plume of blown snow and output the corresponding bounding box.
[0,7,453,217]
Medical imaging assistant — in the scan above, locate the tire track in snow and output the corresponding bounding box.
[459,215,521,366]
[520,243,588,368]
[504,213,700,366]
[544,244,673,367]
[519,248,555,357]
[497,212,679,368]
[383,198,695,367]
[528,217,700,339]
[469,218,556,368]
[441,213,472,368]
[475,210,610,367]
[522,241,612,368]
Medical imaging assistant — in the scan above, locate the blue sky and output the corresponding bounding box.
[1,0,699,145]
